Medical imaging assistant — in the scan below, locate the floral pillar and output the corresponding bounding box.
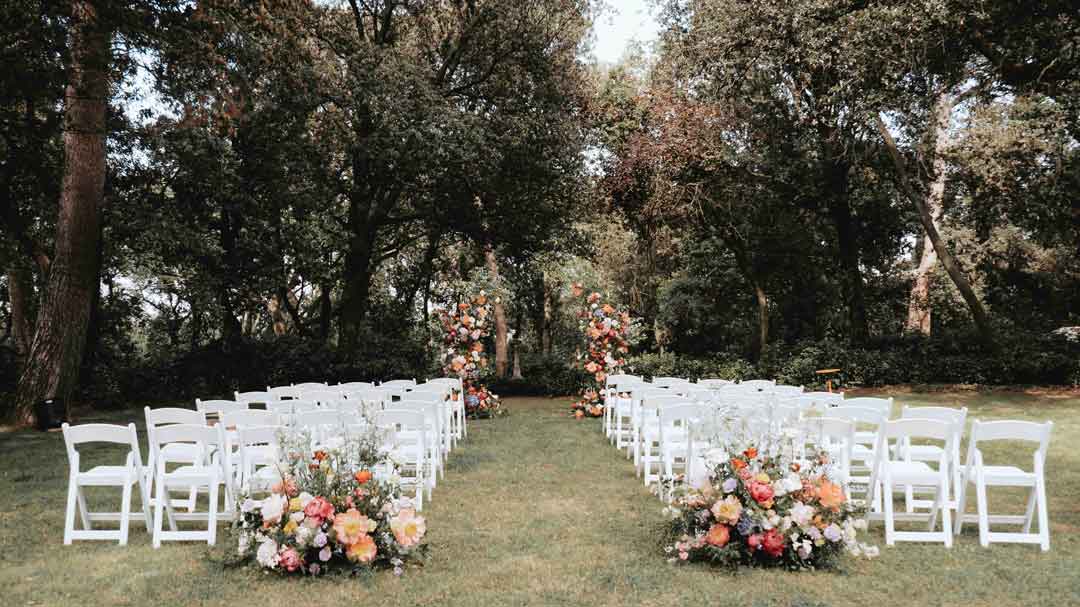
[570,283,631,418]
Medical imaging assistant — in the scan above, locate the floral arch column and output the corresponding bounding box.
[570,284,631,418]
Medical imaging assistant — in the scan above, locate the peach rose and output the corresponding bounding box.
[390,508,427,548]
[346,533,377,563]
[303,496,335,524]
[749,481,775,508]
[710,495,743,525]
[705,524,730,547]
[817,479,846,510]
[333,508,373,546]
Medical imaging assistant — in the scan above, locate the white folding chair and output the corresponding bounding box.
[410,387,454,454]
[651,376,690,389]
[427,377,467,440]
[697,378,732,389]
[292,382,328,392]
[658,403,704,502]
[798,417,855,494]
[393,400,443,484]
[62,423,152,545]
[144,407,210,513]
[236,425,284,492]
[771,384,805,398]
[637,394,689,484]
[824,406,888,505]
[302,389,348,408]
[869,418,956,547]
[380,378,417,391]
[375,409,427,510]
[149,423,228,547]
[898,406,967,512]
[295,409,344,449]
[955,419,1053,551]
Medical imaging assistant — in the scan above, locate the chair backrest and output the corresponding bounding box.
[380,379,417,390]
[375,409,426,434]
[337,381,374,390]
[651,376,690,389]
[640,394,690,413]
[799,417,854,477]
[150,423,224,466]
[195,399,248,417]
[145,406,206,428]
[803,390,844,403]
[290,400,320,413]
[901,405,967,433]
[409,387,449,402]
[843,397,893,417]
[968,419,1053,468]
[880,418,954,448]
[426,377,463,393]
[236,425,284,449]
[772,384,804,397]
[63,423,141,470]
[658,403,702,428]
[222,409,280,429]
[739,379,776,390]
[823,405,888,426]
[292,382,328,392]
[303,390,347,407]
[295,409,343,429]
[268,385,299,399]
[235,391,278,405]
[393,400,439,422]
[697,378,732,389]
[264,401,295,416]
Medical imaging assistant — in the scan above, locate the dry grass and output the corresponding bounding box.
[1,391,1078,606]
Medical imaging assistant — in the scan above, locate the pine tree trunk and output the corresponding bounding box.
[484,247,509,378]
[541,272,553,355]
[754,284,769,359]
[13,0,110,425]
[905,93,952,336]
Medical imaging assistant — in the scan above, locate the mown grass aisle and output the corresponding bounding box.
[1,393,1079,606]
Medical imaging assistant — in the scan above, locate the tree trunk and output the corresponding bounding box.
[876,113,995,344]
[484,247,509,378]
[319,282,332,341]
[13,0,110,425]
[541,271,553,355]
[826,158,870,344]
[7,262,35,373]
[754,283,769,360]
[905,93,952,336]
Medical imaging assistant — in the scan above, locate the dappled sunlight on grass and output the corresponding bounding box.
[0,392,1077,606]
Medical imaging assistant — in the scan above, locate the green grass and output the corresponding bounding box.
[1,390,1078,606]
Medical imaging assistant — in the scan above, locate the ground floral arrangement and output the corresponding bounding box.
[663,442,877,570]
[438,291,504,419]
[232,430,427,577]
[569,283,632,419]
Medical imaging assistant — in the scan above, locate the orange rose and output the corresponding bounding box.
[731,458,747,470]
[313,450,329,461]
[743,447,758,459]
[705,524,730,547]
[574,410,585,419]
[354,470,372,485]
[817,479,846,510]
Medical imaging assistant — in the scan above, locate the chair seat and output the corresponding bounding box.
[854,431,876,444]
[164,465,218,481]
[161,443,210,460]
[897,444,945,461]
[78,466,138,485]
[883,461,939,484]
[978,465,1036,485]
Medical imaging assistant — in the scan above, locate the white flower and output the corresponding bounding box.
[298,492,314,508]
[241,498,258,513]
[864,545,880,558]
[290,511,305,524]
[260,494,287,525]
[853,518,868,531]
[790,502,815,528]
[295,525,313,548]
[783,474,803,493]
[238,532,251,555]
[256,539,279,568]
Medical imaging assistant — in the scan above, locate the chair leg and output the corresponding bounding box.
[954,479,968,536]
[1022,486,1038,534]
[153,478,165,548]
[119,477,133,546]
[939,478,952,548]
[884,476,895,546]
[76,487,92,530]
[208,479,219,546]
[976,474,990,548]
[64,477,79,545]
[1035,476,1050,552]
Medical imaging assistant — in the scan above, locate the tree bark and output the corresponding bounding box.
[7,262,35,373]
[318,282,332,341]
[754,283,769,360]
[13,0,110,425]
[905,94,952,336]
[540,271,553,355]
[876,113,995,344]
[484,247,509,378]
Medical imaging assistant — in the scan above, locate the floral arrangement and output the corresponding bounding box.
[569,283,631,419]
[233,430,427,577]
[438,291,504,419]
[662,443,877,570]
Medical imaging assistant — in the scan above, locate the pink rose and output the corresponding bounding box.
[303,497,335,524]
[279,547,303,572]
[747,533,764,552]
[749,481,775,508]
[738,468,753,480]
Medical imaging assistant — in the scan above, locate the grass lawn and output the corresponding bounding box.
[1,390,1078,606]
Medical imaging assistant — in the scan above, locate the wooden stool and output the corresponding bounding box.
[815,368,842,393]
